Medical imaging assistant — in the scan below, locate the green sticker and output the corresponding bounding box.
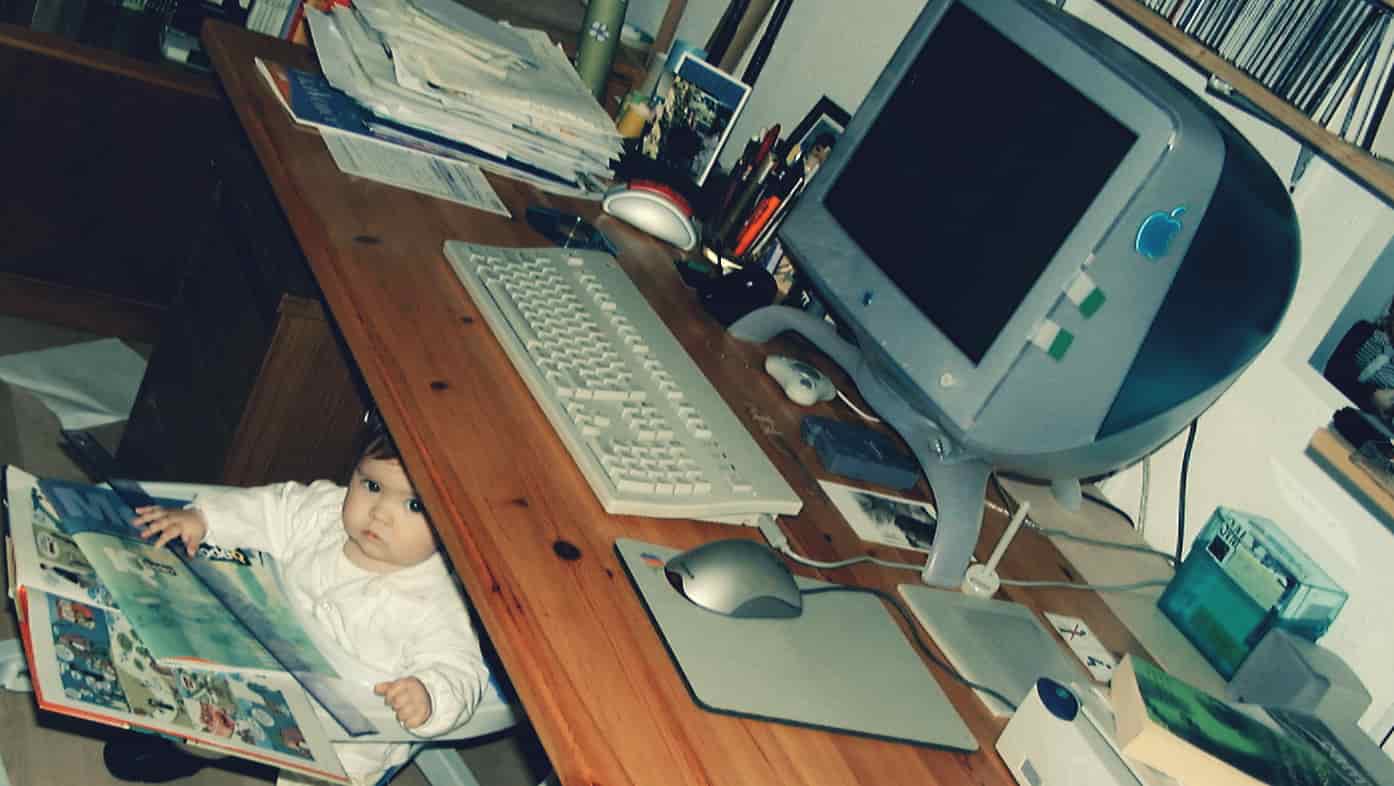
[1078,288,1106,318]
[1049,329,1074,360]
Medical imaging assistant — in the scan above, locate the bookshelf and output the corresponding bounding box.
[1096,0,1394,207]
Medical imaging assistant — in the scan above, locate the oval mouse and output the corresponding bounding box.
[602,180,699,251]
[664,539,802,619]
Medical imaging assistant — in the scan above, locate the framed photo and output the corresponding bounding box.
[817,480,938,553]
[645,51,752,187]
[789,95,850,175]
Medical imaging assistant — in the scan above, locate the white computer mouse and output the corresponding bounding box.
[602,180,699,251]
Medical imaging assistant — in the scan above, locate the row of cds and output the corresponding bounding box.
[1141,0,1394,150]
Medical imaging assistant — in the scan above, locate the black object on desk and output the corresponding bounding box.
[526,206,618,254]
[697,265,776,326]
[800,415,920,491]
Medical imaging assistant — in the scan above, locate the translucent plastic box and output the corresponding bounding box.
[1158,507,1347,680]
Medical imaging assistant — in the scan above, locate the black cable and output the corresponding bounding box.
[1381,722,1393,749]
[799,586,1020,712]
[1177,420,1199,566]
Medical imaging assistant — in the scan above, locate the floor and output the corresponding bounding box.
[0,314,551,786]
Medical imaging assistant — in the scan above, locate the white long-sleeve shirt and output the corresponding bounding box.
[192,480,487,785]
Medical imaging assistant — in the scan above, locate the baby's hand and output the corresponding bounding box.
[374,677,432,729]
[131,506,208,557]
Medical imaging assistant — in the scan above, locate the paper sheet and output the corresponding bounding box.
[0,338,146,430]
[320,129,511,216]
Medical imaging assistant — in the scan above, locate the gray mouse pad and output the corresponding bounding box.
[615,538,978,750]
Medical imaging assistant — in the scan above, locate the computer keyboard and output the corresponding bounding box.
[444,241,802,522]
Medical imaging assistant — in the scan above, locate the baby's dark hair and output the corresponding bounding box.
[356,411,400,463]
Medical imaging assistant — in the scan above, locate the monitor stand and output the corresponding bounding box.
[729,305,990,589]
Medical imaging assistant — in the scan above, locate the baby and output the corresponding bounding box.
[131,424,487,786]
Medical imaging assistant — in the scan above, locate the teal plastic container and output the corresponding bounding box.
[1158,507,1346,679]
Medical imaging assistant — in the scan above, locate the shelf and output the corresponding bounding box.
[1095,0,1394,207]
[1307,425,1394,529]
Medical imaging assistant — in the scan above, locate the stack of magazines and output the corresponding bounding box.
[1143,0,1394,150]
[302,0,623,198]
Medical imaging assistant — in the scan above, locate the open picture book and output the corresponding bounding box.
[1112,653,1394,786]
[2,464,513,783]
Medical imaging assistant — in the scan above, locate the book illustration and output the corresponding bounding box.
[23,484,117,609]
[1266,707,1390,786]
[37,477,338,678]
[49,593,127,713]
[24,587,344,781]
[1114,654,1359,786]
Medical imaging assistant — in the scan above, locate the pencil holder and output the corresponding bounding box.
[576,0,629,99]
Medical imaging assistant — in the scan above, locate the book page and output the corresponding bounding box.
[20,586,347,783]
[5,466,118,610]
[36,478,338,677]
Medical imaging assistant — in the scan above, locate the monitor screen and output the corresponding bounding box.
[825,3,1137,364]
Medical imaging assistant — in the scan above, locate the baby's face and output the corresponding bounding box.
[341,458,438,573]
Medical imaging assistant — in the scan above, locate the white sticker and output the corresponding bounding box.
[1045,611,1118,683]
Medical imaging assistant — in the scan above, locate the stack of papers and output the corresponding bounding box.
[300,0,622,199]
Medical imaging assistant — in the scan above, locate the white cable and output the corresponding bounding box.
[1028,524,1177,566]
[1138,455,1151,535]
[834,388,881,423]
[990,482,1173,565]
[755,514,921,572]
[997,577,1170,592]
[784,550,923,572]
[962,501,1030,597]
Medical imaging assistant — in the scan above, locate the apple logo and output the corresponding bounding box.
[1134,205,1187,260]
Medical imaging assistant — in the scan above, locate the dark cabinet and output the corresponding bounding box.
[116,128,370,486]
[0,24,369,486]
[0,22,224,342]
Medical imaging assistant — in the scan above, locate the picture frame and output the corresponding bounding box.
[817,479,938,553]
[644,51,752,187]
[789,95,851,163]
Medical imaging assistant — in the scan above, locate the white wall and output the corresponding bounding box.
[1060,1,1394,744]
[667,0,1394,743]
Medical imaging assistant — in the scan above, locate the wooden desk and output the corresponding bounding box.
[201,22,1156,786]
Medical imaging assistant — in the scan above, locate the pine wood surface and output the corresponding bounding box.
[1095,0,1394,208]
[200,21,1157,786]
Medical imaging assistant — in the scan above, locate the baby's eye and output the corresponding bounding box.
[362,479,382,493]
[406,498,425,515]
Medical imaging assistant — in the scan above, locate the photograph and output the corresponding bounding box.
[818,479,938,552]
[643,51,751,187]
[789,95,850,179]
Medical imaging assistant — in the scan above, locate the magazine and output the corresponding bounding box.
[3,465,351,782]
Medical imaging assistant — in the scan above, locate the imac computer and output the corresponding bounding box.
[729,0,1300,587]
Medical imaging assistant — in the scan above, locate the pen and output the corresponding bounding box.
[718,155,776,250]
[717,133,762,218]
[731,192,781,258]
[751,124,781,171]
[721,136,792,241]
[746,176,804,260]
[739,147,807,257]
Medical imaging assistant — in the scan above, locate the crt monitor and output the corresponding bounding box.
[729,0,1300,587]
